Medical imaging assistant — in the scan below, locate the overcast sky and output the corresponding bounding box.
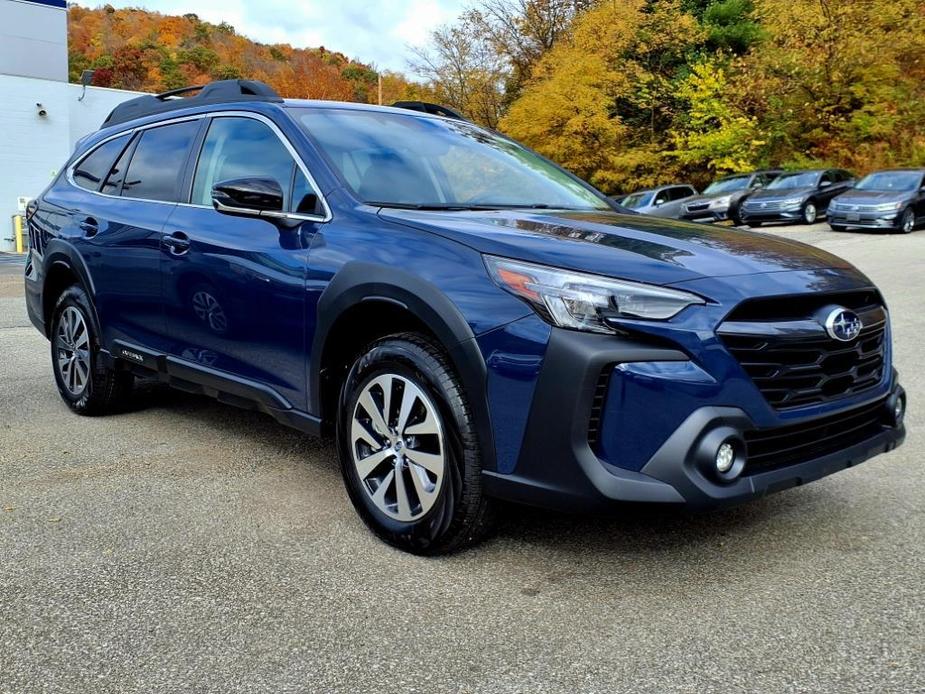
[102,0,466,73]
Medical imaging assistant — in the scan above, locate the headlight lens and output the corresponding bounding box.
[484,255,705,332]
[873,201,903,212]
[709,195,732,209]
[780,197,805,207]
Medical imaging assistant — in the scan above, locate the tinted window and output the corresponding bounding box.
[767,172,821,189]
[192,117,307,211]
[101,135,136,195]
[669,186,694,201]
[73,135,130,191]
[292,168,322,215]
[122,121,199,202]
[621,192,652,209]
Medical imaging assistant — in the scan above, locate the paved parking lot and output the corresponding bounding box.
[1,224,923,693]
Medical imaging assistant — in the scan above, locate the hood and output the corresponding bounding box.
[834,189,911,204]
[684,189,749,205]
[747,186,815,201]
[380,208,852,286]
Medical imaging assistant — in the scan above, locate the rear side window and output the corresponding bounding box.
[72,134,130,192]
[121,121,199,202]
[670,186,694,200]
[101,135,137,195]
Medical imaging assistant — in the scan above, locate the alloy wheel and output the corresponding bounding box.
[55,306,91,395]
[804,203,817,224]
[350,373,446,522]
[901,209,914,233]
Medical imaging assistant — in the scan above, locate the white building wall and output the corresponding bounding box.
[0,74,145,251]
[0,0,68,82]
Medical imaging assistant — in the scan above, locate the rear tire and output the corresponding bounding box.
[337,333,494,554]
[50,286,134,415]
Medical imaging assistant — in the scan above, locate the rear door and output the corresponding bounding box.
[89,119,202,352]
[161,114,328,410]
[47,119,201,353]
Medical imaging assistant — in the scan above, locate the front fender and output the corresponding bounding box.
[310,261,500,471]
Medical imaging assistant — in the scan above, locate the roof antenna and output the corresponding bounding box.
[77,70,95,102]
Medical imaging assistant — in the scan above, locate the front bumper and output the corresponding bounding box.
[828,210,902,229]
[481,325,906,511]
[739,206,805,224]
[681,206,728,223]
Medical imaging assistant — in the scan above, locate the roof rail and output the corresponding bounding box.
[390,101,467,121]
[102,79,283,129]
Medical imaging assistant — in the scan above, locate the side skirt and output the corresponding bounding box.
[107,340,323,437]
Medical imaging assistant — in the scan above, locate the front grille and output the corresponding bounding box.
[744,398,887,473]
[719,292,887,409]
[686,203,710,213]
[743,199,783,211]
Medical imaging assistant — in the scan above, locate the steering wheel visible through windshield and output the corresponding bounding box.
[292,108,611,211]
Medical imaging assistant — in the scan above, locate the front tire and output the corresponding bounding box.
[337,333,494,554]
[802,201,818,225]
[50,286,133,415]
[898,208,915,234]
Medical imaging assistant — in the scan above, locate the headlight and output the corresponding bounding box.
[872,201,903,212]
[780,197,804,207]
[709,195,732,209]
[484,255,705,332]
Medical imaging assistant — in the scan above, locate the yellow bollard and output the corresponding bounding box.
[14,215,24,254]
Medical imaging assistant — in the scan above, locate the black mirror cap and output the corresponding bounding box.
[212,177,284,215]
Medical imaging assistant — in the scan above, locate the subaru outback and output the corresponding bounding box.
[25,80,906,554]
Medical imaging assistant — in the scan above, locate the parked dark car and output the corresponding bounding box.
[679,170,782,224]
[24,80,906,554]
[614,184,698,216]
[739,169,855,226]
[828,169,925,233]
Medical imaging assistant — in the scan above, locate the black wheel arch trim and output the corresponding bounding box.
[41,240,101,339]
[310,261,497,470]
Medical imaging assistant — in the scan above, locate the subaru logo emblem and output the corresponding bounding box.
[824,307,862,342]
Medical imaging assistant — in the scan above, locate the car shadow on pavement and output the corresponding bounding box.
[121,383,845,564]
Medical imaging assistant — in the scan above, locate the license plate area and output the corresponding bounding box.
[847,212,860,221]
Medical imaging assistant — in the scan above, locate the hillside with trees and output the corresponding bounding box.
[68,2,925,194]
[67,4,423,104]
[414,0,925,192]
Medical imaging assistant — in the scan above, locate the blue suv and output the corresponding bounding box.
[25,80,906,553]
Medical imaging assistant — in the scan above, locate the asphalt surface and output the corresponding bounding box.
[1,225,923,693]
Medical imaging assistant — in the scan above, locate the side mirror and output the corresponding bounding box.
[212,177,284,216]
[654,198,665,207]
[819,180,832,188]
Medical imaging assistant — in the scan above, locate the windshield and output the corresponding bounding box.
[620,192,653,209]
[855,171,922,192]
[767,172,820,190]
[294,108,610,211]
[704,176,750,194]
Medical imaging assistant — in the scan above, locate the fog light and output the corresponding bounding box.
[716,442,735,473]
[894,396,905,424]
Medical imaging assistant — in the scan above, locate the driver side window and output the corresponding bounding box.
[191,116,322,215]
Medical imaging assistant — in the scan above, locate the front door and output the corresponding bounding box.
[161,115,327,410]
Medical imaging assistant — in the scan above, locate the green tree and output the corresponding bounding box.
[670,59,764,173]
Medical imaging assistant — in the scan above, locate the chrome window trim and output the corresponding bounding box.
[66,110,332,223]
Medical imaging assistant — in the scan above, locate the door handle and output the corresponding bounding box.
[162,231,191,256]
[79,217,99,237]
